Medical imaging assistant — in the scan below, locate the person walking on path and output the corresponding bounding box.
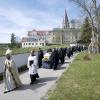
[27,50,39,85]
[38,48,44,68]
[58,48,65,64]
[3,49,22,93]
[50,48,59,70]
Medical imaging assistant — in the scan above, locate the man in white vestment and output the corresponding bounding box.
[27,50,39,85]
[3,49,22,93]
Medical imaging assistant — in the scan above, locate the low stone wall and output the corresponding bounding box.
[0,64,28,81]
[0,53,30,73]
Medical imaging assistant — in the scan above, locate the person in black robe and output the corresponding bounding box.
[58,48,65,64]
[63,47,67,57]
[38,48,44,68]
[67,47,72,59]
[50,48,59,70]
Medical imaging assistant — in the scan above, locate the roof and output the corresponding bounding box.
[22,37,28,42]
[28,29,50,36]
[53,28,80,32]
[37,30,48,35]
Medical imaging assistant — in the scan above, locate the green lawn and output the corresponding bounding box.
[48,52,100,100]
[0,44,67,56]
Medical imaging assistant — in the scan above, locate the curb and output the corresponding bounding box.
[41,53,79,100]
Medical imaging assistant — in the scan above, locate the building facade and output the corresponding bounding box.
[21,9,82,47]
[53,28,81,44]
[53,9,82,45]
[22,29,54,48]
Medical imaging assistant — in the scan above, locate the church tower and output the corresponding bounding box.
[62,9,70,29]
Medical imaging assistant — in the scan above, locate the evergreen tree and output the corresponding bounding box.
[10,33,16,48]
[81,17,92,44]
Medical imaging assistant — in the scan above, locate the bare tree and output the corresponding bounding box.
[68,0,100,53]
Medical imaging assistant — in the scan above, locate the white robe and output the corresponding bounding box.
[4,59,22,92]
[4,68,15,91]
[27,55,38,75]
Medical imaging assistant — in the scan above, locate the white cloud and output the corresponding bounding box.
[37,0,61,6]
[0,34,10,43]
[0,25,28,43]
[0,6,62,43]
[0,8,35,28]
[0,0,82,43]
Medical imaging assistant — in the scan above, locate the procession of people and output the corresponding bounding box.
[3,45,86,93]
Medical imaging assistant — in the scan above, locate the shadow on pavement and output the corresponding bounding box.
[15,82,46,91]
[15,77,57,91]
[57,66,66,70]
[38,77,57,83]
[56,63,67,70]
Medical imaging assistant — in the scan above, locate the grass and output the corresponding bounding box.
[48,52,100,100]
[0,44,67,56]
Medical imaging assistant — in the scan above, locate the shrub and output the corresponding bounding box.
[83,53,91,60]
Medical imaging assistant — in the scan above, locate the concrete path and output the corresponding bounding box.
[0,53,78,100]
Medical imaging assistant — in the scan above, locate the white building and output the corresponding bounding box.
[22,29,54,48]
[22,41,46,48]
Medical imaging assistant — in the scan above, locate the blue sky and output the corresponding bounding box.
[0,0,81,43]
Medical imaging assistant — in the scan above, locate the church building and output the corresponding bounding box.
[53,9,82,45]
[21,9,82,48]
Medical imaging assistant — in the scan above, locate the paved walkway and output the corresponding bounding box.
[0,53,78,100]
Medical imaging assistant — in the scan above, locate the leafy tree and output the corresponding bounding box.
[81,17,92,44]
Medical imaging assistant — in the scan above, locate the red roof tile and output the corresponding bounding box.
[22,37,28,42]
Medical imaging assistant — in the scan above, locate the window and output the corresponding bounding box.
[32,43,34,45]
[36,43,38,45]
[29,43,31,45]
[42,43,44,46]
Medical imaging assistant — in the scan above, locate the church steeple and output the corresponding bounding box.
[62,9,70,29]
